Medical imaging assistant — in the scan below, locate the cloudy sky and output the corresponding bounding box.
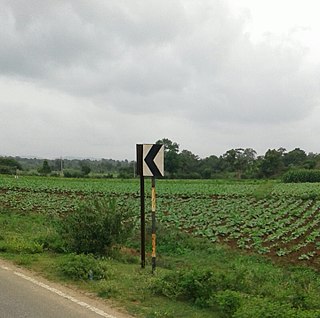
[1,0,320,160]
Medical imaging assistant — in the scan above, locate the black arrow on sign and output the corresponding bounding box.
[144,144,163,177]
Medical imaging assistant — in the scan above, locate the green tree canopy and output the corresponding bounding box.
[38,160,52,175]
[178,149,200,178]
[0,157,22,170]
[283,148,307,167]
[156,138,180,177]
[260,149,285,178]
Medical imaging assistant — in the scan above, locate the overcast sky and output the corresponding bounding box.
[1,0,320,160]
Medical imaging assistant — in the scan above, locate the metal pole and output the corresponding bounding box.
[136,144,146,269]
[151,177,156,273]
[140,174,146,269]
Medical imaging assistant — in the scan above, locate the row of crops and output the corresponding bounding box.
[1,175,320,266]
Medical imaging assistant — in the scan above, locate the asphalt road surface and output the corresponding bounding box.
[0,259,132,318]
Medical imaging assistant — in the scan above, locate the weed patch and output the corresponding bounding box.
[0,236,43,254]
[59,253,111,281]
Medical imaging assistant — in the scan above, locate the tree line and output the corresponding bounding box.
[156,138,319,180]
[1,138,320,179]
[0,156,135,178]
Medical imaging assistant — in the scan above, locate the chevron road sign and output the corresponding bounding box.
[136,143,164,270]
[136,144,164,177]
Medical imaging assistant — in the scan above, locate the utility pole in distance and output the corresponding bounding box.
[60,157,64,177]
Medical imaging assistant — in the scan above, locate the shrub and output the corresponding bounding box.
[152,270,187,300]
[59,253,108,280]
[35,231,67,253]
[153,268,229,307]
[213,290,243,317]
[295,310,320,318]
[63,169,85,178]
[60,197,135,255]
[0,237,44,254]
[233,297,297,318]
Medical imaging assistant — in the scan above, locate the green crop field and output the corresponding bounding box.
[1,175,320,267]
[3,175,320,317]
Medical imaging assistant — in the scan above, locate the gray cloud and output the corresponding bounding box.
[0,0,320,158]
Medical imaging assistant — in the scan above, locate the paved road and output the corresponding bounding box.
[0,260,132,318]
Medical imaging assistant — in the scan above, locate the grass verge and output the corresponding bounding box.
[2,206,320,318]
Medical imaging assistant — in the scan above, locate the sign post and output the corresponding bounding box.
[136,144,164,271]
[151,176,156,273]
[136,144,146,268]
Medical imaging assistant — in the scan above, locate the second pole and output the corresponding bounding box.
[151,177,156,273]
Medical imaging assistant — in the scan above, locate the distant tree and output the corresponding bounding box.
[241,148,258,178]
[222,149,238,173]
[156,138,179,153]
[199,155,220,178]
[0,157,22,174]
[156,138,180,177]
[222,148,257,179]
[0,157,22,169]
[259,149,284,178]
[99,159,115,173]
[38,160,52,175]
[81,164,91,176]
[178,149,200,178]
[283,148,307,167]
[118,166,133,178]
[303,152,318,169]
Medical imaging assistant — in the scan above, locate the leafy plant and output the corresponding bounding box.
[0,236,43,254]
[233,297,298,318]
[252,181,274,200]
[153,268,229,307]
[60,197,135,255]
[59,253,108,280]
[213,290,243,317]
